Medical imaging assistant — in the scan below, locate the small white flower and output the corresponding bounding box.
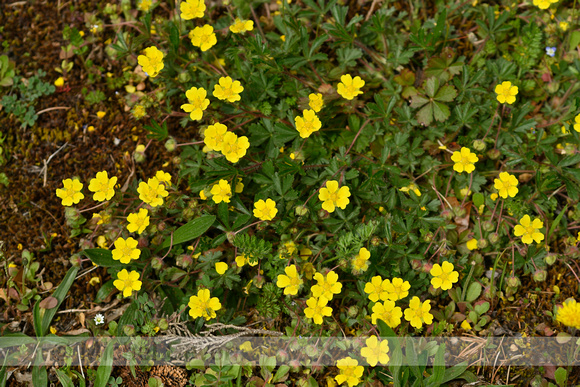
[94,313,105,325]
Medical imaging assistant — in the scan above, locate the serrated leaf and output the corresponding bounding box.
[435,85,457,102]
[425,77,439,98]
[416,103,434,126]
[433,101,450,122]
[410,94,430,108]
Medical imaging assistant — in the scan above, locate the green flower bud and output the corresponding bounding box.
[151,257,163,271]
[473,139,486,152]
[533,269,548,282]
[165,137,177,152]
[347,306,359,318]
[482,221,494,232]
[123,324,136,336]
[477,239,488,249]
[158,318,168,330]
[487,148,501,160]
[545,254,557,266]
[488,233,500,244]
[295,205,309,216]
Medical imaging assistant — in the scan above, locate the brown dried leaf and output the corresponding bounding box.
[39,296,58,309]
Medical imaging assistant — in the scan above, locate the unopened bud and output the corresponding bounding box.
[545,254,557,265]
[488,233,500,244]
[176,254,193,268]
[165,137,177,152]
[477,239,488,249]
[317,209,330,219]
[487,148,501,160]
[482,221,494,232]
[295,205,309,216]
[506,276,520,288]
[123,324,136,336]
[533,269,548,282]
[473,139,486,152]
[151,257,163,270]
[158,318,168,330]
[277,350,289,363]
[371,236,381,246]
[70,253,82,267]
[347,306,359,318]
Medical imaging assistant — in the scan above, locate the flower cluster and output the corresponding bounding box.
[203,123,250,163]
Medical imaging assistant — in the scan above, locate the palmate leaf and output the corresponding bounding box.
[424,48,464,82]
[411,77,457,125]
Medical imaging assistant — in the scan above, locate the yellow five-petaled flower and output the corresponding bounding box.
[360,335,390,367]
[311,270,342,301]
[276,264,303,295]
[337,74,365,100]
[308,93,324,112]
[556,298,580,329]
[127,208,150,234]
[114,269,142,298]
[229,18,254,34]
[335,357,364,387]
[451,147,478,174]
[318,180,350,213]
[189,25,217,52]
[404,296,433,329]
[180,0,205,19]
[88,171,117,202]
[494,172,519,198]
[137,46,164,77]
[112,237,141,264]
[253,198,278,221]
[303,296,333,324]
[495,81,518,104]
[514,215,544,244]
[56,178,84,206]
[181,87,210,121]
[210,179,232,204]
[213,76,244,103]
[188,288,222,320]
[429,261,459,291]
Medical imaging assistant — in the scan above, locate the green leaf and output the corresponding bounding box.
[160,215,216,249]
[376,319,396,337]
[94,340,115,387]
[409,94,430,109]
[31,354,47,387]
[54,369,74,387]
[425,77,439,98]
[95,280,116,303]
[83,249,124,268]
[432,101,450,122]
[465,282,482,302]
[555,367,567,387]
[570,30,580,51]
[41,266,79,336]
[416,103,433,126]
[548,204,568,240]
[434,85,457,102]
[472,193,484,208]
[427,344,445,386]
[144,119,168,141]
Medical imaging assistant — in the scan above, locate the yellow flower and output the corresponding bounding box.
[556,298,580,328]
[337,74,365,100]
[138,0,152,11]
[430,261,459,290]
[295,109,322,138]
[280,241,297,259]
[133,105,146,119]
[253,198,278,221]
[404,296,433,329]
[364,276,389,303]
[235,177,244,193]
[97,235,108,248]
[371,300,403,327]
[360,335,390,367]
[137,177,169,207]
[113,269,142,297]
[181,87,210,121]
[229,18,254,34]
[352,247,370,273]
[384,277,410,301]
[215,262,228,274]
[494,81,518,104]
[399,183,421,196]
[236,253,258,267]
[514,215,544,244]
[276,264,303,295]
[318,180,350,213]
[213,76,244,102]
[573,114,580,133]
[180,0,205,19]
[155,170,171,185]
[308,93,324,112]
[127,208,150,234]
[221,132,250,163]
[112,237,141,264]
[54,77,64,87]
[311,271,342,301]
[451,147,478,174]
[461,320,472,330]
[188,288,222,320]
[137,46,164,77]
[490,193,498,201]
[96,111,106,119]
[88,171,117,202]
[210,179,232,204]
[335,357,363,387]
[533,0,558,9]
[239,341,253,352]
[189,25,217,52]
[466,238,478,251]
[280,35,286,42]
[303,296,333,324]
[494,172,519,198]
[56,178,84,206]
[204,123,228,151]
[560,21,569,31]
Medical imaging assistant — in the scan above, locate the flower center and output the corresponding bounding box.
[525,226,536,236]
